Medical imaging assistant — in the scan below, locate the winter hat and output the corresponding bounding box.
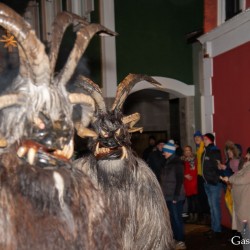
[193,130,203,138]
[162,140,176,154]
[203,133,215,143]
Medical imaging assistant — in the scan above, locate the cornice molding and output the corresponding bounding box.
[198,9,250,57]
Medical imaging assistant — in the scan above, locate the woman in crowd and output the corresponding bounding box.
[221,147,250,250]
[181,145,199,223]
[218,140,243,176]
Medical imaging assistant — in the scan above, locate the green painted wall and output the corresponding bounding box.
[115,0,203,84]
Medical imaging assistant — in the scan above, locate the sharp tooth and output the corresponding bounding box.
[27,148,37,165]
[17,146,27,158]
[121,146,128,159]
[63,139,74,159]
[94,142,100,156]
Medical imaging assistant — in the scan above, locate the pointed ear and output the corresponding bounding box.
[122,112,143,133]
[75,122,97,138]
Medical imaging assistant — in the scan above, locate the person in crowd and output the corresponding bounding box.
[147,139,166,182]
[193,130,210,224]
[218,141,243,218]
[218,140,243,176]
[142,135,156,161]
[202,133,223,238]
[221,147,250,250]
[181,145,199,224]
[160,140,186,250]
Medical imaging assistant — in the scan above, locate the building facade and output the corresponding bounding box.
[198,0,250,153]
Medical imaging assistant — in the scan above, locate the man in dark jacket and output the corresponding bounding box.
[202,133,222,238]
[142,135,156,161]
[161,140,186,249]
[147,140,165,182]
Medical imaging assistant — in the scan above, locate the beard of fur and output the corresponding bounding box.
[0,149,120,250]
[0,79,73,148]
[90,149,138,191]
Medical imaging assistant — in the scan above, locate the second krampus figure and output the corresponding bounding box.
[74,75,174,250]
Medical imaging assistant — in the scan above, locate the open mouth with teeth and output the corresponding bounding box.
[16,139,74,167]
[94,142,128,160]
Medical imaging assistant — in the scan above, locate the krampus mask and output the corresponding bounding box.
[74,74,160,160]
[0,3,115,167]
[74,75,174,249]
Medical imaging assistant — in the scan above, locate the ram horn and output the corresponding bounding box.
[111,74,162,111]
[49,12,89,74]
[0,93,25,109]
[0,3,50,86]
[55,23,117,87]
[68,92,95,109]
[74,122,97,138]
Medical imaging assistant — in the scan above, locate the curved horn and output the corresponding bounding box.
[0,3,50,85]
[0,93,25,109]
[111,74,162,111]
[74,122,97,138]
[75,75,107,113]
[55,23,117,87]
[49,12,89,75]
[68,92,95,108]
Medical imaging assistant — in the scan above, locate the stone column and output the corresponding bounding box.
[179,97,195,148]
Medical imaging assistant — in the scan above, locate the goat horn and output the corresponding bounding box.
[111,74,162,111]
[55,23,117,87]
[49,12,88,75]
[0,3,50,86]
[68,92,95,108]
[0,94,25,109]
[0,3,50,85]
[75,75,107,113]
[74,122,97,138]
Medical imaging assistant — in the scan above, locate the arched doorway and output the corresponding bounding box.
[123,76,195,157]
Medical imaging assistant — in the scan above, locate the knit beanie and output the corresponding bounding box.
[203,133,215,143]
[193,130,203,138]
[162,141,176,154]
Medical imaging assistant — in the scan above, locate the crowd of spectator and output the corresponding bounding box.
[144,132,250,250]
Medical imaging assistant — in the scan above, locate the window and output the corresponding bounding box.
[225,0,242,20]
[218,0,245,24]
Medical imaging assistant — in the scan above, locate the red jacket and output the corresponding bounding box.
[183,158,198,196]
